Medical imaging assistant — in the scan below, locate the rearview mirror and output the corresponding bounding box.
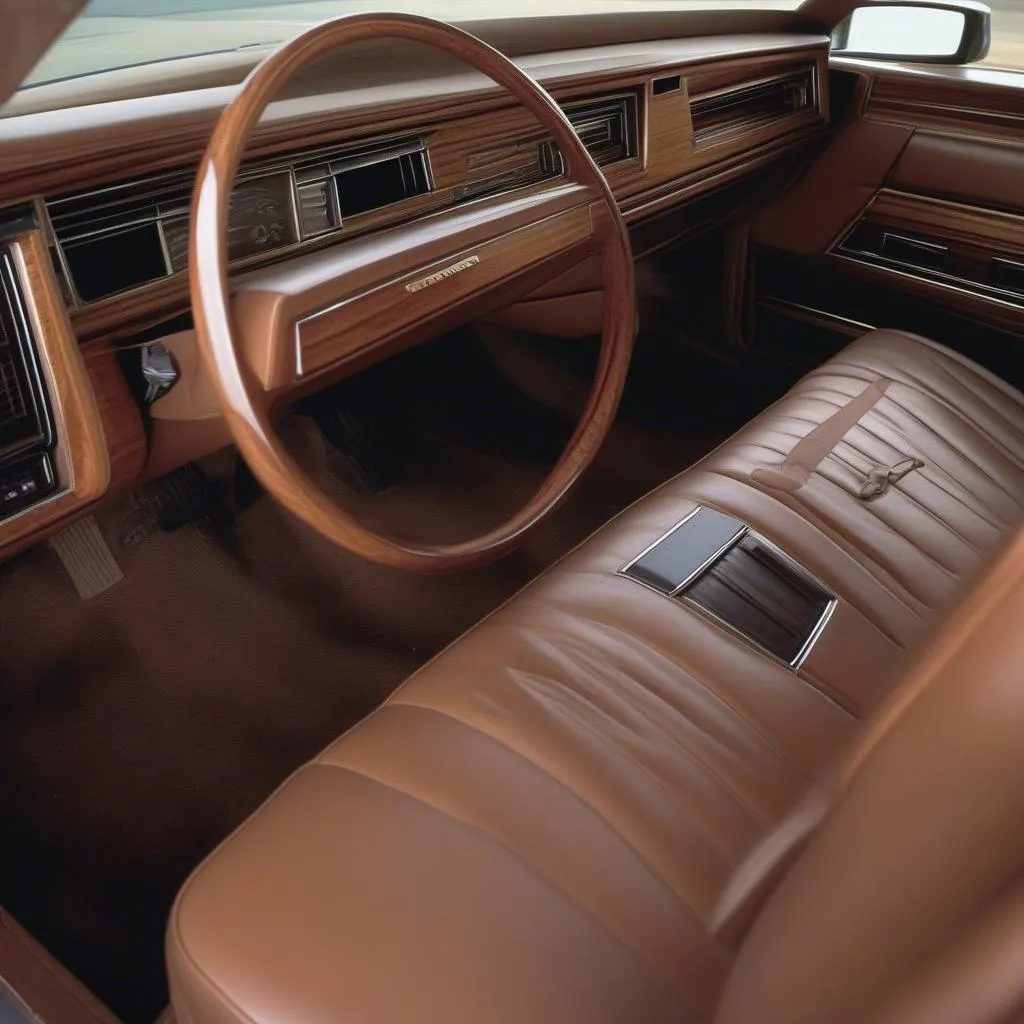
[832,1,991,64]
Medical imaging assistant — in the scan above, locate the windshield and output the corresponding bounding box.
[23,0,802,90]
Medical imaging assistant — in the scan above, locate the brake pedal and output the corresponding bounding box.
[119,464,227,548]
[305,381,404,495]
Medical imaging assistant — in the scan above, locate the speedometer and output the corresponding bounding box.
[226,172,297,261]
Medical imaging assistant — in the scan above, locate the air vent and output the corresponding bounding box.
[46,136,433,305]
[332,142,431,218]
[453,138,562,203]
[455,93,638,205]
[565,95,639,168]
[690,67,816,148]
[48,170,189,303]
[0,250,58,519]
[1,253,51,460]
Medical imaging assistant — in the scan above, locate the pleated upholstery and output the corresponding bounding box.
[690,330,1024,645]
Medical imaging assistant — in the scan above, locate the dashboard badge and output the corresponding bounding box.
[406,255,480,294]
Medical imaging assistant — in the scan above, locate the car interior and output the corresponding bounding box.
[2,0,1024,1022]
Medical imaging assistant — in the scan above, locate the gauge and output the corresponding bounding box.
[226,172,297,261]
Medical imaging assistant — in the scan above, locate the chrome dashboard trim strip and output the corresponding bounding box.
[791,597,838,670]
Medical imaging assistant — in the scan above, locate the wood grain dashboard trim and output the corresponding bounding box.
[56,42,828,346]
[0,231,145,557]
[295,203,595,381]
[0,34,827,199]
[232,179,600,389]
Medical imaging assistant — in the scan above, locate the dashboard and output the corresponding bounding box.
[0,28,831,558]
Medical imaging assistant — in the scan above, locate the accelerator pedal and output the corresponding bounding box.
[49,515,124,599]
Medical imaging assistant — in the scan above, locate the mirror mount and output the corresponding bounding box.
[832,0,991,64]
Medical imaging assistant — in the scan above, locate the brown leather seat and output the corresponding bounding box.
[166,330,1024,1024]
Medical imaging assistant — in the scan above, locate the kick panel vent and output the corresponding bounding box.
[689,66,817,148]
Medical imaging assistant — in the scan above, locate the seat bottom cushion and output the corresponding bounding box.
[167,330,1024,1024]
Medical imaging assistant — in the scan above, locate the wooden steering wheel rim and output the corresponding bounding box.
[190,12,636,572]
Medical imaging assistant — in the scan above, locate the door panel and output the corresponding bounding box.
[751,58,1024,378]
[750,114,912,255]
[889,132,1024,213]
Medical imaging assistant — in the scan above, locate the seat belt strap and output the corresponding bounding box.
[752,377,893,492]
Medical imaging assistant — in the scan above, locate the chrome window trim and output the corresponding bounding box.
[833,250,1024,311]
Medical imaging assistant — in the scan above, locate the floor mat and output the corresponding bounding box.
[0,331,793,1022]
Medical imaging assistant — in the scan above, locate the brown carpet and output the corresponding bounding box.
[0,328,794,1022]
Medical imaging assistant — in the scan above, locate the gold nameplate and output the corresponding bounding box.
[405,255,481,293]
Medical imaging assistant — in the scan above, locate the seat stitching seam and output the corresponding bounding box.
[885,392,1024,494]
[502,599,832,780]
[828,445,983,561]
[904,354,1024,450]
[797,662,864,718]
[508,626,774,829]
[404,679,739,861]
[504,662,757,846]
[854,414,1009,531]
[708,465,923,631]
[812,464,954,590]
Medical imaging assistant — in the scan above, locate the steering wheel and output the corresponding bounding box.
[190,12,636,572]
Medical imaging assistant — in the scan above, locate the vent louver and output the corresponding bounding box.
[690,66,817,148]
[456,93,639,203]
[566,96,638,168]
[0,249,58,519]
[46,137,432,305]
[0,253,50,459]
